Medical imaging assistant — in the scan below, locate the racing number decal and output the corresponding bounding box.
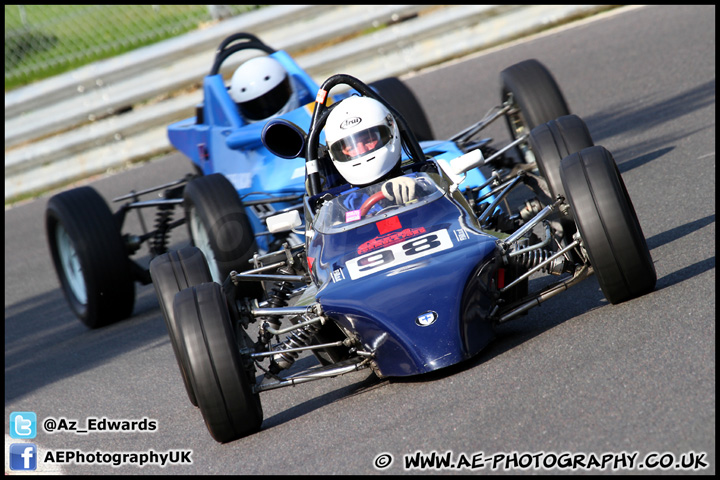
[346,230,453,280]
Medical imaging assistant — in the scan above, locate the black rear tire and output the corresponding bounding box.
[149,246,212,407]
[174,283,263,443]
[370,77,434,142]
[500,59,570,164]
[560,146,657,304]
[45,186,135,328]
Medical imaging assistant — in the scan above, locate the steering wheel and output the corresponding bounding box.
[359,191,388,217]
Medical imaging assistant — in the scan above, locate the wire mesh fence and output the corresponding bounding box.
[4,4,263,91]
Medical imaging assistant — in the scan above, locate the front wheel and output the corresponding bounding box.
[561,146,656,304]
[149,246,212,407]
[530,114,594,202]
[174,283,263,443]
[45,186,135,328]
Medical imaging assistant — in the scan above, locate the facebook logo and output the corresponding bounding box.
[10,443,37,471]
[10,411,37,438]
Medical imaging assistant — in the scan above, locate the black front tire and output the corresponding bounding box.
[45,186,135,328]
[174,283,263,443]
[149,246,212,407]
[561,146,657,304]
[530,114,594,202]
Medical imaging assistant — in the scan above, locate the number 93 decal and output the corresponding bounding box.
[345,229,453,280]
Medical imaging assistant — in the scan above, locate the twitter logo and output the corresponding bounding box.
[10,412,37,439]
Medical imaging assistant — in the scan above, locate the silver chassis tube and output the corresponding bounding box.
[506,221,553,259]
[497,264,593,324]
[455,133,530,176]
[500,197,563,249]
[120,198,184,209]
[254,359,371,393]
[252,305,318,317]
[233,273,306,283]
[449,104,511,146]
[262,314,323,336]
[477,174,524,225]
[500,239,580,293]
[250,340,346,359]
[112,177,191,202]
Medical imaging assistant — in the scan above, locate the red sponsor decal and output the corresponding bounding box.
[357,227,427,255]
[307,256,314,271]
[376,215,401,235]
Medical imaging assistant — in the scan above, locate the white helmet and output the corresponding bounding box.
[229,56,298,121]
[325,96,401,186]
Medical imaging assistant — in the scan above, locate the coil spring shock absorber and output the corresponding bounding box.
[150,204,173,255]
[258,265,295,344]
[512,246,566,275]
[268,265,295,308]
[272,317,322,370]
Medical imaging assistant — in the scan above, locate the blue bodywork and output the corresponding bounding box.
[166,49,492,253]
[307,170,500,377]
[167,51,331,251]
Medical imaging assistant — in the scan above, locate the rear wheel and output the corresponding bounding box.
[45,186,135,328]
[370,77,434,142]
[560,146,656,304]
[500,59,570,164]
[174,283,263,443]
[149,246,212,407]
[183,174,262,298]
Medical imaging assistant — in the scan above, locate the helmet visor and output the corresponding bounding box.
[329,125,393,162]
[237,75,292,121]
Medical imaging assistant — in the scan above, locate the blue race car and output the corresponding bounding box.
[153,73,657,443]
[45,33,434,329]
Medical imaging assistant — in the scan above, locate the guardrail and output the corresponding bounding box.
[4,5,614,202]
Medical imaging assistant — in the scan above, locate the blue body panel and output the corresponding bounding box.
[307,175,499,377]
[167,51,321,251]
[167,49,494,253]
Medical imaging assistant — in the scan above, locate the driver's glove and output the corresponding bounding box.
[382,177,416,204]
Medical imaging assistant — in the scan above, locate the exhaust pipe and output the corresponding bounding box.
[261,118,307,159]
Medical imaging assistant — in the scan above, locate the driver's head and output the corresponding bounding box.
[229,56,298,122]
[325,96,401,186]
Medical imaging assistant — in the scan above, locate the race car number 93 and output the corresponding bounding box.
[345,229,453,280]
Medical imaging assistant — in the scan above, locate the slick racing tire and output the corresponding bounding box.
[560,146,657,304]
[149,246,213,407]
[183,174,262,298]
[529,114,594,202]
[370,77,434,142]
[529,115,594,261]
[46,186,135,328]
[174,283,263,443]
[500,59,570,164]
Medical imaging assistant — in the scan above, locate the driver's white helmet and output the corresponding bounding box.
[325,96,401,186]
[229,56,299,121]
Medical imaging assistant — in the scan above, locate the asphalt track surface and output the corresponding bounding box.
[5,5,715,475]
